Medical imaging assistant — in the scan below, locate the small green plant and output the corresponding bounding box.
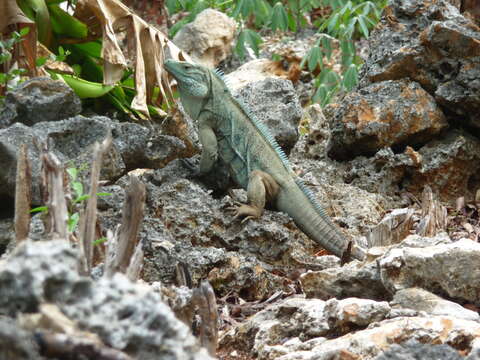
[66,165,111,233]
[301,0,386,106]
[0,28,30,97]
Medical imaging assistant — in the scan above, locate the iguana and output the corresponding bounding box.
[164,59,366,261]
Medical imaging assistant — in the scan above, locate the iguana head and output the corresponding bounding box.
[164,60,211,99]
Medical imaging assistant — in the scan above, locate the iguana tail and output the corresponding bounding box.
[276,180,366,261]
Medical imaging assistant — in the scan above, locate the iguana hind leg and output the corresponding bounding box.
[230,170,279,223]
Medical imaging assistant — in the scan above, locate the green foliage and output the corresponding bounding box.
[0,28,30,96]
[299,0,386,106]
[66,165,111,233]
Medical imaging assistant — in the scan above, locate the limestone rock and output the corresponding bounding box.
[173,9,236,68]
[0,240,212,360]
[0,77,81,129]
[233,78,302,154]
[379,238,480,304]
[0,116,185,205]
[404,130,480,201]
[361,0,480,128]
[274,316,480,360]
[324,298,390,334]
[300,261,389,301]
[225,59,286,91]
[392,287,479,321]
[327,79,448,160]
[373,339,463,360]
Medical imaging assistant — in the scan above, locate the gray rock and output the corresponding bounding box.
[324,298,391,334]
[0,77,81,128]
[290,104,330,161]
[404,130,480,201]
[379,238,480,304]
[114,164,330,300]
[0,115,186,205]
[300,261,389,301]
[327,80,448,160]
[0,317,42,360]
[0,240,211,360]
[173,9,236,68]
[233,77,302,154]
[0,218,15,255]
[373,339,463,360]
[392,287,479,321]
[220,296,329,356]
[361,0,480,128]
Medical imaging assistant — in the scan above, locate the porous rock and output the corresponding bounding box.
[300,261,389,301]
[392,287,479,321]
[0,116,186,205]
[327,79,448,160]
[224,59,287,91]
[361,0,480,128]
[373,339,463,360]
[0,77,81,129]
[124,163,336,300]
[324,297,391,334]
[0,317,41,360]
[274,316,480,360]
[379,238,480,304]
[404,130,480,201]
[173,9,236,68]
[220,297,329,353]
[233,77,303,154]
[0,240,211,360]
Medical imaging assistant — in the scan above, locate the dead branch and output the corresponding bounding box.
[416,185,448,237]
[193,280,218,356]
[41,149,68,240]
[126,241,144,281]
[366,208,415,247]
[105,176,146,277]
[35,330,133,360]
[14,143,31,243]
[77,133,112,275]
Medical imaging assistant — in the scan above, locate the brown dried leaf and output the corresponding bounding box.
[76,0,190,116]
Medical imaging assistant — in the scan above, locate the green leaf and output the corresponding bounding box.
[308,46,322,73]
[271,2,288,32]
[313,84,328,104]
[96,192,112,197]
[30,206,48,213]
[35,56,48,67]
[320,36,333,59]
[93,237,107,246]
[72,181,83,198]
[71,41,102,58]
[48,3,88,39]
[343,63,358,90]
[74,194,90,203]
[66,167,77,181]
[327,12,340,34]
[357,14,369,38]
[235,28,263,59]
[19,27,30,36]
[67,212,80,233]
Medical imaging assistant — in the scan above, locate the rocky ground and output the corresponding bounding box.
[0,0,480,359]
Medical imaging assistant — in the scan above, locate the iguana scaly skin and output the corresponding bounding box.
[165,59,366,261]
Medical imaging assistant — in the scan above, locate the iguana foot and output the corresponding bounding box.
[227,203,262,224]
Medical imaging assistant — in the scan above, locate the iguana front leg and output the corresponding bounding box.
[198,124,218,175]
[230,170,279,223]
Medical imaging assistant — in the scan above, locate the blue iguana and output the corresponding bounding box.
[164,59,366,261]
